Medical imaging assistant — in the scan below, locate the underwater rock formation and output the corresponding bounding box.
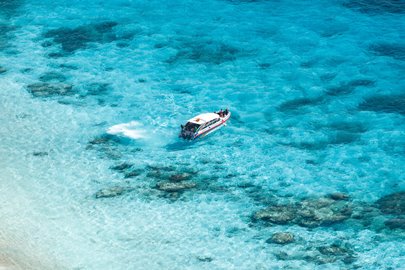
[169,172,192,182]
[358,95,405,115]
[316,243,356,265]
[376,192,405,215]
[278,97,325,112]
[325,79,375,96]
[95,186,133,198]
[124,169,143,178]
[369,43,405,60]
[385,218,405,230]
[343,0,405,14]
[83,83,111,96]
[254,196,353,228]
[39,72,67,82]
[166,37,247,65]
[328,193,349,201]
[26,82,74,98]
[88,134,121,146]
[318,244,349,256]
[254,205,296,224]
[266,232,295,244]
[155,181,197,192]
[110,162,133,172]
[275,242,356,265]
[44,21,119,53]
[32,151,48,157]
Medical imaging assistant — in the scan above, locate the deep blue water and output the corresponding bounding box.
[0,0,404,269]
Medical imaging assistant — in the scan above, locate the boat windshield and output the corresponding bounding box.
[184,122,201,132]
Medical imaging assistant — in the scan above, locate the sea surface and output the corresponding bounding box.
[0,0,404,269]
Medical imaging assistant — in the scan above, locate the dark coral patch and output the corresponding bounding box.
[254,196,353,228]
[43,21,118,53]
[39,72,67,82]
[0,0,22,17]
[376,192,405,215]
[327,121,368,134]
[326,79,375,96]
[327,131,360,145]
[155,181,197,193]
[26,83,74,98]
[385,218,405,230]
[32,151,48,157]
[358,95,405,115]
[278,97,325,112]
[0,23,17,50]
[226,0,269,3]
[95,186,133,198]
[84,83,111,96]
[343,0,405,14]
[110,162,133,172]
[124,169,143,178]
[166,38,247,65]
[369,43,405,61]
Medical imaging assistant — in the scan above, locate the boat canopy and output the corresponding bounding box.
[187,113,219,125]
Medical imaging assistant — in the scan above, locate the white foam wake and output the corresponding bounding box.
[106,121,147,139]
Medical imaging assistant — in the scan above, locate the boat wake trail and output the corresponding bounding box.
[106,121,147,139]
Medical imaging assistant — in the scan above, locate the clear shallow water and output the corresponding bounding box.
[0,0,404,269]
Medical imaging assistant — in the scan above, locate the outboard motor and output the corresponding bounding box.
[179,126,195,140]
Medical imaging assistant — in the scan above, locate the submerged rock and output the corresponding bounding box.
[82,82,111,96]
[254,205,296,224]
[169,172,192,182]
[26,82,74,98]
[39,72,66,82]
[275,243,356,265]
[146,166,191,181]
[275,244,357,265]
[328,192,349,201]
[110,162,133,172]
[156,181,197,192]
[369,43,405,60]
[385,218,405,230]
[95,186,132,198]
[305,255,337,265]
[0,66,6,74]
[267,232,295,244]
[196,255,213,262]
[326,79,375,96]
[358,95,405,115]
[146,165,176,172]
[124,169,143,178]
[88,135,115,145]
[376,192,405,215]
[32,151,48,157]
[318,244,348,256]
[278,97,324,112]
[254,196,352,228]
[44,21,119,53]
[296,198,352,227]
[311,243,356,265]
[343,0,405,15]
[166,38,246,65]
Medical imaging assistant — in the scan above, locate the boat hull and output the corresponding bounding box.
[193,112,231,140]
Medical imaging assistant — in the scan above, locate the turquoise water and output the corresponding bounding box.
[0,0,404,269]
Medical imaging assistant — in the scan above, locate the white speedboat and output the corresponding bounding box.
[179,109,231,140]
